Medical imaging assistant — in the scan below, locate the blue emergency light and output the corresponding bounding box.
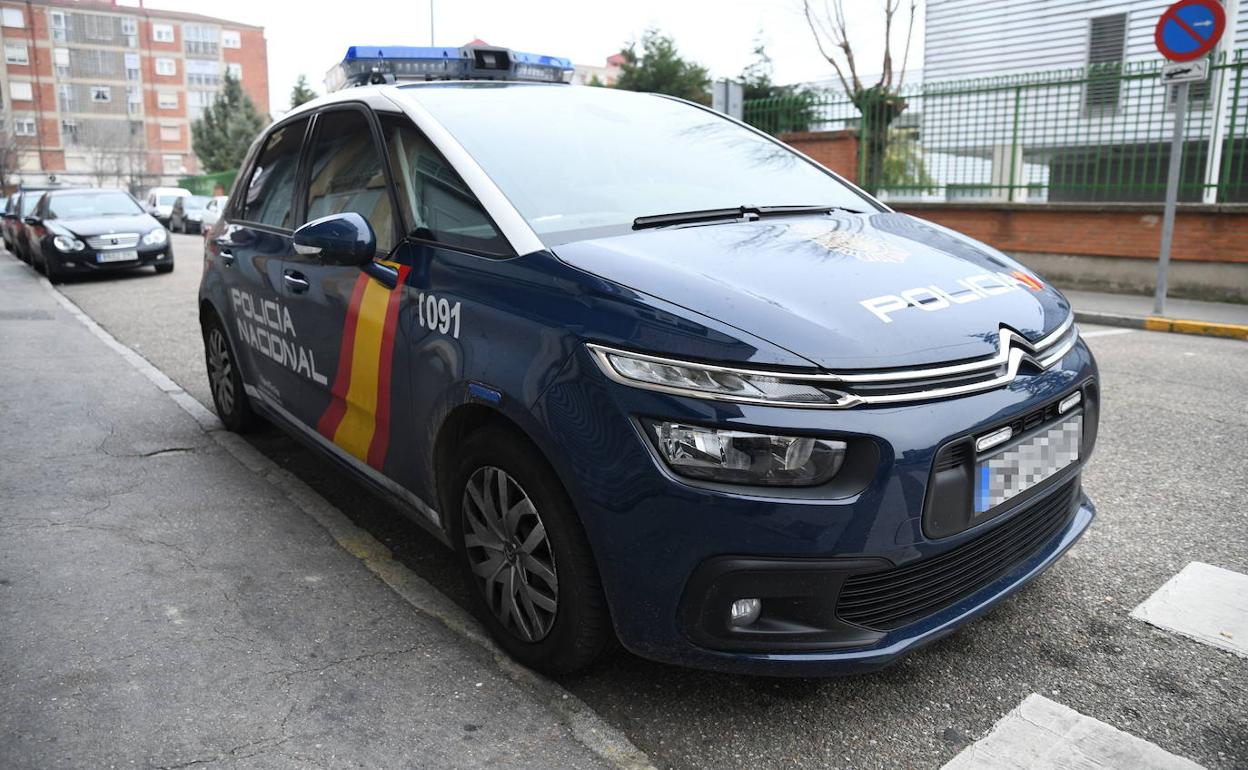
[325,45,574,91]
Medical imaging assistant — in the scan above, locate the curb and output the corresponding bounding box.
[37,271,657,770]
[1075,310,1248,341]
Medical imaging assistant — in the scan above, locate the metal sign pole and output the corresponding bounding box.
[1154,79,1188,316]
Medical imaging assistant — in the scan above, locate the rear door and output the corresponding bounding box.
[214,116,314,411]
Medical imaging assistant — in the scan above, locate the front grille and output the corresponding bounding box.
[85,233,140,249]
[838,478,1079,631]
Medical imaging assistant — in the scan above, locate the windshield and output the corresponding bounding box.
[20,194,44,217]
[48,191,143,218]
[183,195,209,210]
[157,195,182,206]
[407,85,876,244]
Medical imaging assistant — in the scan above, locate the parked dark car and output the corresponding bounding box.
[2,193,18,254]
[27,188,173,282]
[8,187,57,263]
[170,194,210,234]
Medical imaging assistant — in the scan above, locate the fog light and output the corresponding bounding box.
[1059,391,1082,414]
[729,598,761,627]
[975,426,1013,453]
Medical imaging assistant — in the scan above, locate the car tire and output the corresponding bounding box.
[202,311,261,433]
[447,426,615,676]
[42,254,62,284]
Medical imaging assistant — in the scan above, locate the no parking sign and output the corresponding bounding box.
[1154,0,1226,62]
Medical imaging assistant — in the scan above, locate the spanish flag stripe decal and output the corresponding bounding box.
[315,273,370,439]
[366,265,411,469]
[331,277,392,461]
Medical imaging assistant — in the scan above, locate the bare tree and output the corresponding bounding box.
[77,120,147,190]
[0,123,22,193]
[802,0,920,193]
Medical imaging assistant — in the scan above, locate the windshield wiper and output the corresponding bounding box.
[632,204,863,231]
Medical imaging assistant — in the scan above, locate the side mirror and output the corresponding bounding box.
[23,216,40,226]
[293,212,375,266]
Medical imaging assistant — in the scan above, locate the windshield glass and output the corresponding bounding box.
[157,195,182,206]
[407,85,876,244]
[20,193,44,217]
[48,191,143,218]
[183,195,209,210]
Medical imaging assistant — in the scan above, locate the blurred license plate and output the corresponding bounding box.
[975,415,1081,514]
[97,250,138,263]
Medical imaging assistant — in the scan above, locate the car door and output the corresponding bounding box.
[275,105,411,469]
[213,116,313,412]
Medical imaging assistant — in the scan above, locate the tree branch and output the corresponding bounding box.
[897,0,918,90]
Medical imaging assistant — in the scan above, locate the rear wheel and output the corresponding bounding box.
[203,312,260,432]
[448,427,614,675]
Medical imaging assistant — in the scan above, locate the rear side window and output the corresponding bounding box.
[379,113,510,256]
[241,118,307,228]
[304,108,396,252]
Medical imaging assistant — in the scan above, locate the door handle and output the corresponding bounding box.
[283,270,310,294]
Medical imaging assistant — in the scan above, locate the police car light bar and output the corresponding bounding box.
[325,45,574,91]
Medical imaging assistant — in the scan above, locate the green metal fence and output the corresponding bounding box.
[177,170,236,197]
[744,51,1248,204]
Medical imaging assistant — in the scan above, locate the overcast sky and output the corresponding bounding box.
[145,0,925,117]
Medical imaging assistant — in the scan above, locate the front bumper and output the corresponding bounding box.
[46,244,172,274]
[534,337,1099,675]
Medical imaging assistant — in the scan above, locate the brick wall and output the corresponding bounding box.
[777,131,1247,265]
[780,130,859,184]
[227,27,269,117]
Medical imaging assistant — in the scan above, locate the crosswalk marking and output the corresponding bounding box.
[942,694,1206,770]
[1131,562,1248,659]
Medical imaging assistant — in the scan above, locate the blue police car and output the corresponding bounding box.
[199,45,1098,676]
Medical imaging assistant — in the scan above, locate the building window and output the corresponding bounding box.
[186,59,221,87]
[61,119,79,144]
[10,81,32,101]
[158,91,178,109]
[4,42,27,65]
[2,8,24,28]
[91,85,112,103]
[81,13,113,42]
[155,57,176,76]
[222,29,241,49]
[226,62,242,80]
[184,24,219,55]
[152,23,174,43]
[54,47,70,78]
[120,16,137,47]
[127,85,142,115]
[1085,13,1127,111]
[14,118,36,136]
[57,84,73,111]
[160,123,179,142]
[50,10,67,41]
[125,53,140,81]
[163,154,183,174]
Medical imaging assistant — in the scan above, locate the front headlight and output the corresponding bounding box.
[53,235,85,252]
[643,420,847,486]
[587,345,857,408]
[143,228,168,245]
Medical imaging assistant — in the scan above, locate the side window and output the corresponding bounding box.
[241,117,308,228]
[304,108,395,252]
[378,114,511,256]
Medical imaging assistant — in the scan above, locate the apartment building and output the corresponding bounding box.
[0,0,268,191]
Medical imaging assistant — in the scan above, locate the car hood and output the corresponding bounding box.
[553,212,1073,370]
[58,214,161,238]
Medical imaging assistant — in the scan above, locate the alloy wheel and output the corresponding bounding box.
[207,327,236,416]
[461,466,559,642]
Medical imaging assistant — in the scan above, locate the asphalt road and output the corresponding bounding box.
[52,234,1248,769]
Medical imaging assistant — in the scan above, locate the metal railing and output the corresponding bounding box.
[743,51,1248,204]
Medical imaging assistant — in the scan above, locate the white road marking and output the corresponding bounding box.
[942,694,1206,770]
[1080,328,1137,339]
[1130,562,1248,659]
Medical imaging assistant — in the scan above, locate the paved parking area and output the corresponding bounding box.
[44,234,1248,769]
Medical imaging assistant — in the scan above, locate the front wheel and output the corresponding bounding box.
[448,427,615,675]
[202,312,260,432]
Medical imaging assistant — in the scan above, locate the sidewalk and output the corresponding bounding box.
[0,257,619,769]
[1066,289,1248,340]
